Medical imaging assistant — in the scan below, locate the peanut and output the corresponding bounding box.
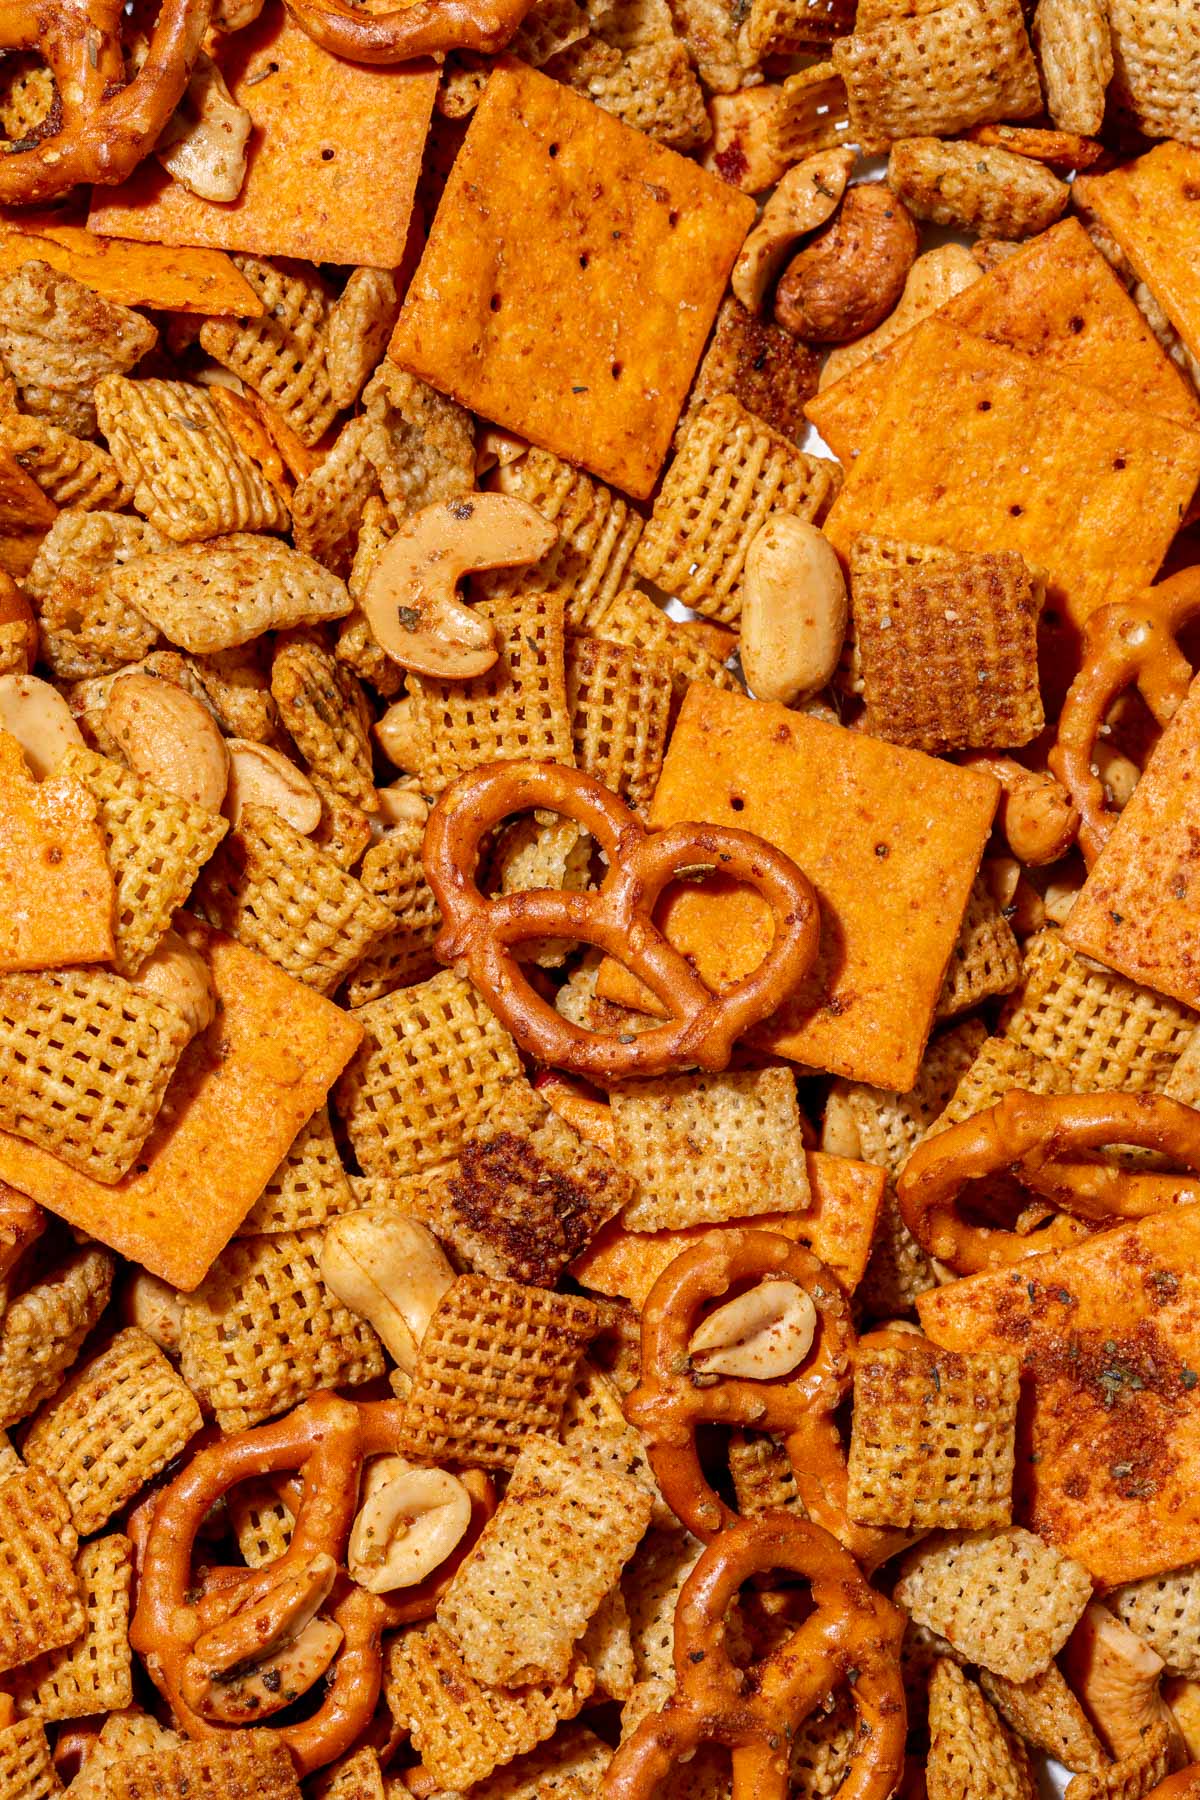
[375,697,423,772]
[123,1268,186,1354]
[732,148,856,314]
[103,672,230,811]
[224,739,322,835]
[320,1213,455,1374]
[348,1457,472,1592]
[740,516,848,705]
[0,671,85,778]
[689,1279,818,1380]
[376,779,429,828]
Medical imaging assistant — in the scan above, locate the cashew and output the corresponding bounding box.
[775,184,919,343]
[732,149,856,314]
[103,673,230,812]
[320,1213,455,1374]
[476,426,528,478]
[740,517,848,705]
[361,495,557,680]
[224,739,321,835]
[348,1456,472,1593]
[156,54,252,204]
[0,672,85,778]
[127,930,216,1040]
[983,856,1046,938]
[0,573,37,676]
[1043,866,1086,926]
[375,697,422,772]
[201,1617,343,1725]
[688,1279,818,1379]
[1064,1602,1187,1762]
[375,779,430,828]
[123,1268,186,1355]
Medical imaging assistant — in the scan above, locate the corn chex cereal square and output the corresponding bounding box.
[587,588,737,705]
[847,1340,1019,1530]
[927,1659,1036,1800]
[103,1731,302,1800]
[0,261,157,441]
[1112,1565,1200,1678]
[729,1430,806,1521]
[1064,1723,1174,1800]
[936,875,1022,1021]
[199,257,337,449]
[11,1535,132,1721]
[485,448,643,631]
[390,61,754,501]
[1,414,131,514]
[24,510,167,681]
[271,635,377,813]
[309,1746,384,1800]
[0,1718,64,1800]
[685,296,821,445]
[0,1469,83,1676]
[561,1361,671,1529]
[438,1432,652,1685]
[832,0,1041,142]
[109,535,351,654]
[1106,6,1200,151]
[623,1530,702,1683]
[343,823,441,1008]
[461,1725,612,1799]
[0,1247,114,1431]
[23,1328,202,1536]
[566,633,674,810]
[843,1019,988,1180]
[235,1105,354,1238]
[979,1664,1106,1775]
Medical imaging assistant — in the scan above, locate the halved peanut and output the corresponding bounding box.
[689,1279,818,1379]
[224,739,321,835]
[732,148,856,314]
[375,779,429,828]
[320,1213,455,1374]
[475,426,528,478]
[197,1617,343,1725]
[122,1268,186,1355]
[103,672,230,811]
[0,672,85,778]
[348,1456,472,1592]
[156,53,252,204]
[740,517,848,705]
[361,494,556,680]
[127,929,216,1039]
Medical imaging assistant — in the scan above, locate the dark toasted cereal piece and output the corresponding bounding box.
[936,874,1022,1022]
[686,297,821,444]
[927,1658,1037,1800]
[888,139,1069,239]
[0,263,157,441]
[111,536,351,654]
[104,1730,302,1800]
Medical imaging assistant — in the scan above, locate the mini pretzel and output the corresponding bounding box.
[132,1391,493,1776]
[282,0,534,62]
[423,761,820,1082]
[1050,567,1200,865]
[0,0,211,205]
[623,1229,854,1541]
[896,1090,1200,1276]
[605,1510,907,1800]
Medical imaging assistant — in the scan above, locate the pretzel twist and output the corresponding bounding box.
[603,1511,907,1800]
[423,761,820,1082]
[282,0,533,61]
[896,1090,1200,1276]
[624,1230,854,1541]
[1050,568,1200,866]
[0,0,211,205]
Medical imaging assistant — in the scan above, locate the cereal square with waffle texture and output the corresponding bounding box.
[390,61,754,500]
[544,35,709,156]
[0,1469,83,1676]
[1034,0,1112,134]
[1064,1722,1174,1800]
[11,1535,132,1721]
[1105,5,1200,153]
[887,139,1069,241]
[400,1275,605,1470]
[0,1718,64,1800]
[438,1432,653,1685]
[850,536,1044,753]
[109,535,350,655]
[344,823,441,1008]
[979,1664,1106,1775]
[927,1658,1037,1800]
[23,510,167,682]
[0,414,131,514]
[566,634,674,810]
[483,449,643,631]
[199,257,337,449]
[832,0,1041,142]
[236,1106,355,1238]
[459,1725,612,1799]
[0,261,157,441]
[23,1328,202,1536]
[587,588,737,704]
[103,1730,302,1800]
[936,874,1022,1021]
[1112,1564,1200,1677]
[271,635,377,813]
[847,1339,1019,1530]
[0,1247,114,1432]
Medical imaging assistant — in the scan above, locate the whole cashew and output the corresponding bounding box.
[348,1456,473,1592]
[320,1214,455,1374]
[103,672,230,812]
[688,1279,819,1379]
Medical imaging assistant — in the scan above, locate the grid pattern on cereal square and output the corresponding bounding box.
[1063,1722,1174,1800]
[12,1535,132,1722]
[1111,1564,1200,1677]
[0,1470,82,1677]
[1107,0,1200,145]
[271,635,377,812]
[0,261,157,441]
[384,1624,594,1791]
[623,1531,702,1684]
[309,1746,384,1800]
[589,588,738,702]
[292,416,381,576]
[633,394,839,623]
[858,1188,938,1317]
[685,297,821,445]
[510,0,592,63]
[406,590,575,793]
[467,1724,612,1798]
[483,450,643,632]
[1000,929,1196,1092]
[928,1658,1037,1800]
[337,971,523,1180]
[236,1105,355,1237]
[400,1276,604,1470]
[24,511,166,681]
[545,36,709,153]
[845,1019,989,1176]
[894,1527,1093,1682]
[832,0,1041,142]
[0,969,190,1184]
[197,806,392,997]
[728,1429,806,1519]
[850,535,1044,752]
[610,1068,812,1231]
[0,1249,114,1432]
[979,1664,1106,1775]
[104,1731,302,1800]
[1033,0,1111,135]
[887,139,1069,240]
[94,375,290,544]
[437,1432,652,1686]
[847,1342,1019,1530]
[566,634,674,810]
[0,1718,63,1800]
[308,779,372,874]
[741,0,855,57]
[1,415,131,513]
[344,823,442,1007]
[928,1035,1072,1137]
[109,536,351,656]
[936,874,1023,1021]
[484,813,591,970]
[23,1329,202,1537]
[561,1361,671,1528]
[60,746,227,976]
[199,257,337,449]
[228,1478,295,1570]
[178,1231,386,1434]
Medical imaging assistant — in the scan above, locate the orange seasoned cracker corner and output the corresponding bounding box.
[388,61,756,501]
[0,220,262,316]
[0,732,114,974]
[1076,141,1200,367]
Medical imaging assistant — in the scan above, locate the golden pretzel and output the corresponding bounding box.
[603,1510,907,1800]
[282,0,533,61]
[896,1090,1200,1276]
[1050,567,1200,865]
[423,760,821,1082]
[623,1229,854,1541]
[0,0,211,204]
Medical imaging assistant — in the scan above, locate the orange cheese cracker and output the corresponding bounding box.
[389,61,755,500]
[0,732,114,973]
[822,320,1200,631]
[0,220,262,317]
[88,4,437,269]
[570,1149,886,1304]
[0,923,362,1290]
[808,217,1200,466]
[1075,143,1200,367]
[919,1206,1200,1588]
[595,683,998,1090]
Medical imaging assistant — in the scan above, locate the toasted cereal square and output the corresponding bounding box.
[0,262,157,441]
[587,589,737,704]
[12,1535,132,1721]
[850,536,1045,753]
[928,1659,1037,1800]
[566,634,674,809]
[486,812,591,970]
[343,824,441,1008]
[1033,0,1113,135]
[0,733,114,974]
[110,536,351,654]
[309,1746,384,1800]
[463,1724,612,1799]
[59,747,227,976]
[0,1249,114,1431]
[438,1432,652,1684]
[325,272,399,412]
[928,1035,1070,1138]
[200,257,337,449]
[847,1341,1020,1530]
[888,139,1069,240]
[728,1430,806,1519]
[633,394,839,624]
[0,1470,83,1676]
[580,1589,635,1708]
[228,1476,295,1571]
[979,1664,1107,1775]
[0,969,190,1185]
[24,511,168,682]
[484,449,643,632]
[545,35,709,154]
[399,1276,605,1470]
[610,1068,812,1232]
[832,0,1041,143]
[291,418,381,577]
[336,971,523,1180]
[936,875,1022,1022]
[1112,1566,1200,1677]
[94,376,289,543]
[742,0,855,58]
[846,1020,990,1176]
[23,1328,202,1536]
[1,415,131,513]
[685,297,821,445]
[0,1718,63,1800]
[1106,2,1200,148]
[103,1731,302,1800]
[63,1712,183,1800]
[623,1530,702,1683]
[235,1106,354,1238]
[390,62,754,501]
[178,1230,385,1433]
[271,635,377,813]
[360,363,476,529]
[767,62,859,168]
[1064,1722,1174,1800]
[858,1189,938,1318]
[894,1528,1093,1681]
[560,1361,670,1529]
